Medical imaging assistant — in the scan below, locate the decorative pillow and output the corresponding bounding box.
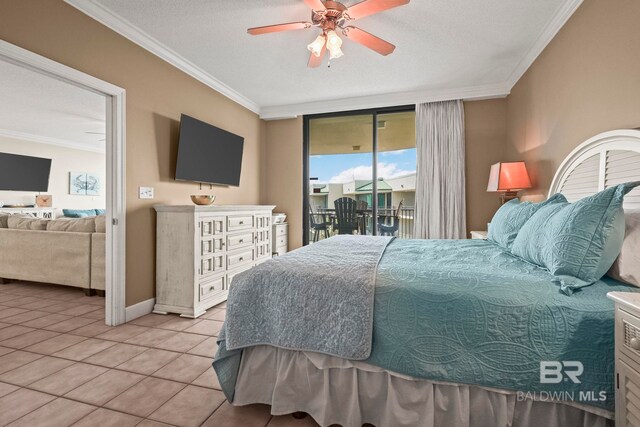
[95,215,106,233]
[62,209,97,218]
[94,209,106,216]
[511,182,640,295]
[47,217,96,233]
[0,214,8,228]
[488,193,567,250]
[608,210,640,287]
[7,215,48,230]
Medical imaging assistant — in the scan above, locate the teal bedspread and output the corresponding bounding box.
[214,238,638,411]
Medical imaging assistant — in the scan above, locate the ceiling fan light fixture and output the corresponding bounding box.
[326,30,343,49]
[328,45,344,59]
[307,34,326,57]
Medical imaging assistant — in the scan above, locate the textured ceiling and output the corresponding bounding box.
[0,60,106,151]
[87,0,573,114]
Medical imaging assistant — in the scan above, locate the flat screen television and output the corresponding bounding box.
[0,152,52,192]
[175,114,244,187]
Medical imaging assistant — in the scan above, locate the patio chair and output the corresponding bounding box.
[356,200,368,235]
[309,206,331,242]
[378,200,404,237]
[334,197,359,235]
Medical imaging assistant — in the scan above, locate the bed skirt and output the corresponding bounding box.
[233,346,614,427]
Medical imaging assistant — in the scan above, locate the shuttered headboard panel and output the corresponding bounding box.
[549,129,640,209]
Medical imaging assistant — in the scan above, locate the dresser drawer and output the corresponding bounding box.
[227,248,254,269]
[227,215,253,231]
[273,235,287,248]
[199,276,225,302]
[227,263,254,288]
[619,308,640,362]
[274,224,287,236]
[227,231,254,250]
[200,254,225,277]
[274,245,288,256]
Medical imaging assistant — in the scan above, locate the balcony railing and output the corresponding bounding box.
[312,206,415,241]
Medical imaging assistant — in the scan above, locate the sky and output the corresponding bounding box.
[310,148,417,183]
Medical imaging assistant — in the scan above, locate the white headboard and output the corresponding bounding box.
[549,129,640,209]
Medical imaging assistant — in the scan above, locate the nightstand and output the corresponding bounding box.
[470,230,488,240]
[607,292,640,426]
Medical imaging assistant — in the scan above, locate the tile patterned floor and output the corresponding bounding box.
[0,281,321,427]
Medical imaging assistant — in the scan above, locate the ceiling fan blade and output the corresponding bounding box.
[343,26,395,56]
[345,0,410,20]
[304,0,326,11]
[308,44,327,68]
[248,22,311,35]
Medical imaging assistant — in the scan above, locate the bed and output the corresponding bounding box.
[213,129,640,427]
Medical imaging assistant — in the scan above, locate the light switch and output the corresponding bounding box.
[139,187,154,199]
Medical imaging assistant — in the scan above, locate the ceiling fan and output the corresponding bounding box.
[247,0,410,68]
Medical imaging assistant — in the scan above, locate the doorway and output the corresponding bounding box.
[303,106,416,245]
[0,40,126,326]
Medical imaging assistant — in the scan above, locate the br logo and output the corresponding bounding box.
[540,361,584,384]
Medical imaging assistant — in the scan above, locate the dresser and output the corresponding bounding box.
[608,292,640,426]
[153,204,275,318]
[272,222,288,256]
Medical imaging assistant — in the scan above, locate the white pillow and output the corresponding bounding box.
[608,210,640,287]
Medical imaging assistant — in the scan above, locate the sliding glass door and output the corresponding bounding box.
[303,106,416,245]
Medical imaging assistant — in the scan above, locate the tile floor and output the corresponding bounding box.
[0,281,321,427]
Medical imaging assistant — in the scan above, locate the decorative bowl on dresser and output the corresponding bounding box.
[153,204,275,318]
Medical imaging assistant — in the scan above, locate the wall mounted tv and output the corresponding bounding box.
[0,152,52,192]
[175,114,244,187]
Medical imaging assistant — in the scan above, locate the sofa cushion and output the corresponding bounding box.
[47,217,96,233]
[0,214,8,228]
[63,209,97,218]
[7,216,48,230]
[95,215,106,233]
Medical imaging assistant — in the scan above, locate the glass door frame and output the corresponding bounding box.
[302,104,415,246]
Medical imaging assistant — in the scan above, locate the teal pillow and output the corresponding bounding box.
[511,182,640,295]
[488,193,567,250]
[63,209,96,218]
[94,209,106,215]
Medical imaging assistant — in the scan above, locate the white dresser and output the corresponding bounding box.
[153,204,275,318]
[608,292,640,426]
[272,222,288,256]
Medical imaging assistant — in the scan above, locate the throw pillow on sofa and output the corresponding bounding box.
[511,182,640,295]
[7,215,48,230]
[47,217,96,233]
[62,209,97,218]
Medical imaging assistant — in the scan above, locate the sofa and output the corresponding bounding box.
[0,214,106,295]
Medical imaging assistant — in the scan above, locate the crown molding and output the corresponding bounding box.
[0,129,105,153]
[65,0,582,120]
[64,0,261,115]
[505,0,583,88]
[259,82,511,120]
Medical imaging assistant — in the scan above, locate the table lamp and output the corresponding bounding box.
[487,161,532,204]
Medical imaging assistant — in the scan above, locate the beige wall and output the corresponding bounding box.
[263,118,303,249]
[464,99,508,233]
[0,136,106,215]
[0,1,264,306]
[506,0,640,200]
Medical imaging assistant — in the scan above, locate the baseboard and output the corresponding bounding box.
[125,297,155,322]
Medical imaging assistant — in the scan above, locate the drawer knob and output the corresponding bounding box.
[631,337,640,350]
[210,286,215,291]
[239,257,244,261]
[239,221,244,225]
[239,239,244,243]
